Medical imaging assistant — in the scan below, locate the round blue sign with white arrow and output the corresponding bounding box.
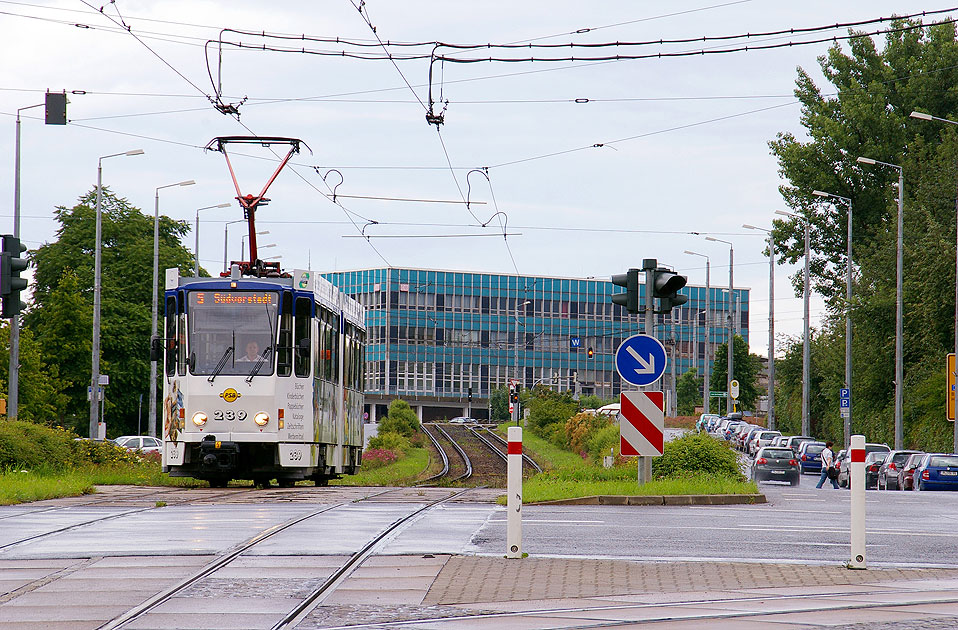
[615,334,668,387]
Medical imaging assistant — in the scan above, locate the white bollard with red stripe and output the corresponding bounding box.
[506,426,523,559]
[849,434,866,569]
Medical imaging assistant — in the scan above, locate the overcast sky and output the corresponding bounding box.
[1,1,948,356]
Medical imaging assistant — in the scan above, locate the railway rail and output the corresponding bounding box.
[419,423,473,485]
[93,487,474,630]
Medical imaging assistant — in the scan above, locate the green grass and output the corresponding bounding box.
[331,447,430,486]
[521,471,759,503]
[0,463,203,505]
[494,422,587,470]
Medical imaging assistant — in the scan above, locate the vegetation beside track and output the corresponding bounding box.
[331,447,430,487]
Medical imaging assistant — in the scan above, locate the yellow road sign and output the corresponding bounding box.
[949,353,955,421]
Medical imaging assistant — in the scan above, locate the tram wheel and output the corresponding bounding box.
[313,477,329,487]
[254,477,271,489]
[208,479,229,488]
[278,479,296,488]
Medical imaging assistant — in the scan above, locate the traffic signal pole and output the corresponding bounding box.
[639,259,656,485]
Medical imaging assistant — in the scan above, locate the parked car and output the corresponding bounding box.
[877,450,923,490]
[770,435,790,448]
[864,451,889,489]
[749,431,782,456]
[751,447,800,485]
[898,452,926,491]
[113,435,162,454]
[697,414,720,432]
[915,453,958,491]
[723,421,745,441]
[448,416,475,424]
[783,436,815,456]
[736,425,762,450]
[835,450,851,488]
[796,441,826,474]
[865,443,892,455]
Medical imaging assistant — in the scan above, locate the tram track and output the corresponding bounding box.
[94,487,475,630]
[470,425,543,475]
[430,423,507,486]
[419,423,473,485]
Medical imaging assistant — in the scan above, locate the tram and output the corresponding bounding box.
[159,266,365,487]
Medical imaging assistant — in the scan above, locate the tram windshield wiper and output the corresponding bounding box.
[246,346,272,383]
[208,346,234,384]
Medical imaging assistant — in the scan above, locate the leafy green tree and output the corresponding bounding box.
[0,323,68,424]
[769,19,958,449]
[378,399,419,437]
[490,385,510,421]
[676,368,702,416]
[26,188,197,436]
[709,336,761,411]
[578,394,614,410]
[525,387,579,440]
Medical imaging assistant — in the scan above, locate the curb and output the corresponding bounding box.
[529,493,766,506]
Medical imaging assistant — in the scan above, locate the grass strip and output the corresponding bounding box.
[0,470,95,505]
[494,422,586,470]
[520,470,759,504]
[331,447,430,486]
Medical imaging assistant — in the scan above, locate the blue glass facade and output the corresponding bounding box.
[323,268,748,421]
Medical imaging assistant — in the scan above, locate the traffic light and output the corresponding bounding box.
[610,268,640,313]
[652,266,688,313]
[468,386,473,402]
[1,235,28,318]
[587,347,594,359]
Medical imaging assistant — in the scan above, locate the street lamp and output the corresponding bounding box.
[150,179,195,439]
[705,236,734,414]
[223,219,245,273]
[813,190,853,448]
[742,224,777,431]
[514,299,531,423]
[90,148,145,439]
[194,203,231,277]
[240,231,270,259]
[683,250,711,415]
[910,110,958,453]
[857,155,904,450]
[776,209,811,437]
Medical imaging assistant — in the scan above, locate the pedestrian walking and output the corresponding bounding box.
[816,440,840,489]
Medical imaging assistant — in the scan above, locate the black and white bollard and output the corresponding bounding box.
[849,434,866,569]
[506,426,522,559]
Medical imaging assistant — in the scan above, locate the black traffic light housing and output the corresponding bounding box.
[610,268,639,313]
[652,266,688,313]
[587,347,594,359]
[1,235,28,318]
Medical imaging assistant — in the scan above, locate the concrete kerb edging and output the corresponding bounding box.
[530,493,766,506]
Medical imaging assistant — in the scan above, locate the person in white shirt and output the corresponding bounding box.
[816,440,840,489]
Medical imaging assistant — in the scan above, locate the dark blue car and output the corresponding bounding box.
[797,441,826,474]
[915,454,958,491]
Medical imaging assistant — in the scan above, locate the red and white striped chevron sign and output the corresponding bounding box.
[619,391,665,457]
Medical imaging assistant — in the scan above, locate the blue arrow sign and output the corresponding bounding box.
[615,334,667,387]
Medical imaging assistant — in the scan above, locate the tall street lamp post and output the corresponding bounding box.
[684,250,710,415]
[813,190,853,448]
[514,300,531,423]
[194,203,230,277]
[776,209,811,437]
[742,224,777,431]
[857,155,904,450]
[705,237,734,414]
[90,149,145,439]
[150,179,195,439]
[223,219,245,273]
[911,110,958,453]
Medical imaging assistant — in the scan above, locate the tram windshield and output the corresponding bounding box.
[187,291,278,376]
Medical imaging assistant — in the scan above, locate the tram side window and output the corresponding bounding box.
[165,296,177,376]
[177,294,188,376]
[294,297,312,378]
[277,292,293,377]
[357,329,366,390]
[329,311,339,382]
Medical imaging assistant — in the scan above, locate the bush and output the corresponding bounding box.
[586,423,620,463]
[378,399,420,437]
[367,431,411,452]
[651,432,742,480]
[526,389,579,437]
[0,421,77,471]
[565,412,613,457]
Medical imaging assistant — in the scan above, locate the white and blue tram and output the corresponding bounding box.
[160,266,365,487]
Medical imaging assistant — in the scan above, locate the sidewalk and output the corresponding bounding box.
[304,555,958,629]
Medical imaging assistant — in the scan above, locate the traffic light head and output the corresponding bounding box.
[587,347,594,359]
[652,266,688,313]
[1,235,28,318]
[611,268,640,313]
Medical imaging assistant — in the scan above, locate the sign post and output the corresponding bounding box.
[620,391,665,488]
[506,426,523,559]
[616,334,667,485]
[849,434,866,569]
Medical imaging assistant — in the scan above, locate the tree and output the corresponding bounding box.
[676,368,702,416]
[0,323,68,424]
[26,188,197,435]
[490,385,510,421]
[768,19,958,449]
[378,399,419,436]
[709,335,762,411]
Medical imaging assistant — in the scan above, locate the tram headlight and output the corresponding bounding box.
[254,412,270,427]
[191,412,208,427]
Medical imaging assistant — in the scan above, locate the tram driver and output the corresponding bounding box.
[238,339,262,362]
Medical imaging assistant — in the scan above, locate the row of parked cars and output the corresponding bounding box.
[697,413,958,490]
